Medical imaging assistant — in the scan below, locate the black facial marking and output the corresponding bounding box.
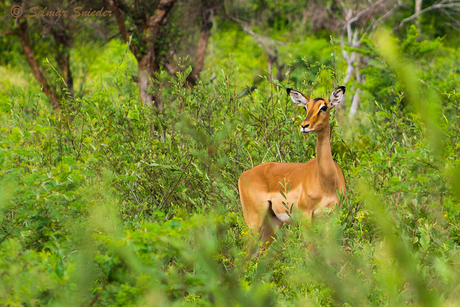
[313,98,324,102]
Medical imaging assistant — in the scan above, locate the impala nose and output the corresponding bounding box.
[301,123,310,128]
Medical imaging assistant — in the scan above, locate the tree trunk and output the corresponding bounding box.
[342,27,358,85]
[18,21,61,110]
[349,54,362,118]
[138,57,160,109]
[138,62,154,107]
[349,88,361,117]
[187,6,212,86]
[415,0,423,32]
[275,61,286,82]
[108,0,177,107]
[52,27,74,98]
[137,0,177,109]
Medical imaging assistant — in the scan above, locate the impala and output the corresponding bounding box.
[238,86,346,247]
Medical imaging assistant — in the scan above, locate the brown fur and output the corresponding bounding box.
[238,87,346,248]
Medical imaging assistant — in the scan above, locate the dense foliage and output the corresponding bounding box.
[1,2,460,305]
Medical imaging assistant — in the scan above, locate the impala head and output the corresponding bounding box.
[287,86,346,134]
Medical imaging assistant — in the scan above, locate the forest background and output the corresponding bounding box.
[1,0,460,306]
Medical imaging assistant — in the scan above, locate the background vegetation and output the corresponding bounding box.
[1,0,460,306]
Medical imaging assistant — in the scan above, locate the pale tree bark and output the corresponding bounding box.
[394,0,460,31]
[415,0,423,32]
[349,88,361,117]
[339,0,391,117]
[341,12,359,85]
[348,48,363,118]
[338,0,460,116]
[341,10,362,117]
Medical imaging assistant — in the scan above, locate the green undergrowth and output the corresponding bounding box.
[1,29,460,306]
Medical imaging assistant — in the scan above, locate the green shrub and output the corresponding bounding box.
[1,26,460,306]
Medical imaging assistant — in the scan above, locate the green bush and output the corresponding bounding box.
[1,26,460,306]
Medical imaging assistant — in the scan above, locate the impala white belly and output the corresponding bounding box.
[268,187,303,225]
[274,212,291,224]
[269,189,339,223]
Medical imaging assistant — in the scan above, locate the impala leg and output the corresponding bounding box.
[296,209,315,257]
[306,216,315,257]
[239,185,266,254]
[258,201,283,249]
[239,179,283,255]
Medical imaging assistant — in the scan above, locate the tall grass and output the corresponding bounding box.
[1,29,460,306]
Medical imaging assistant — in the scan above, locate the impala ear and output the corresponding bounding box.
[287,88,309,106]
[329,86,346,108]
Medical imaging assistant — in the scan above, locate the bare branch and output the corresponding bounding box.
[143,0,177,63]
[393,0,460,31]
[166,63,179,75]
[3,30,20,36]
[108,0,131,45]
[366,3,401,33]
[39,0,78,37]
[227,15,291,82]
[100,32,122,47]
[227,15,284,58]
[341,26,359,85]
[147,0,177,32]
[440,8,460,29]
[343,0,388,30]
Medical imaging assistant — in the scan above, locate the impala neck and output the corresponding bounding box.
[315,124,337,192]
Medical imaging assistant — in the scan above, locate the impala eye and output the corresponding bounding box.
[319,105,328,112]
